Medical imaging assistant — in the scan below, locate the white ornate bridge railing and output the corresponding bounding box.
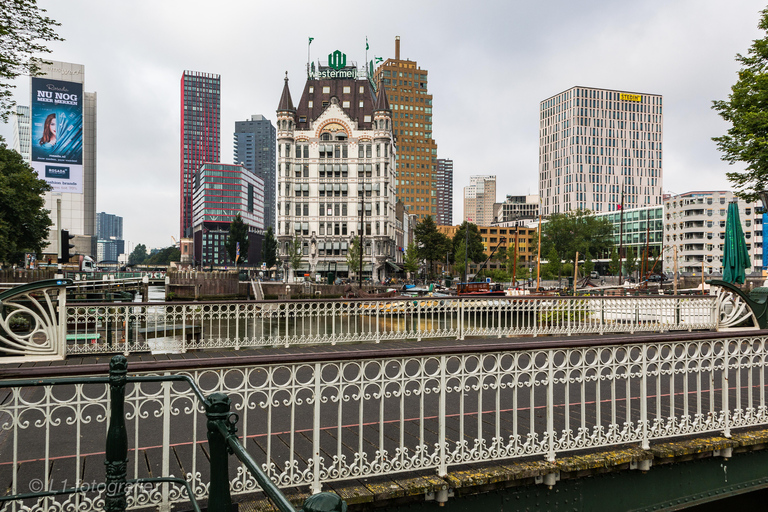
[0,332,765,511]
[0,279,759,361]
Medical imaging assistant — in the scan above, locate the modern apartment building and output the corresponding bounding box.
[464,175,496,225]
[12,105,31,161]
[181,71,220,238]
[96,212,123,240]
[275,57,398,281]
[436,158,453,225]
[192,163,265,267]
[593,206,664,260]
[539,86,663,216]
[374,37,438,222]
[18,60,97,259]
[494,195,539,224]
[663,191,766,275]
[234,115,277,230]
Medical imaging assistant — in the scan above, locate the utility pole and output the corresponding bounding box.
[464,219,470,283]
[536,208,542,291]
[618,185,625,286]
[673,245,678,295]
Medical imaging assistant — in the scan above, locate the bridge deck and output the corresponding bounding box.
[0,329,751,378]
[2,330,766,511]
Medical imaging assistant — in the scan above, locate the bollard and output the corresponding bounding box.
[205,393,233,512]
[105,355,129,512]
[302,492,347,512]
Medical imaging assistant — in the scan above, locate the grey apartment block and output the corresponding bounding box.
[234,115,277,231]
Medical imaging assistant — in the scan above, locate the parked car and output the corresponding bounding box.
[590,271,600,279]
[647,273,668,282]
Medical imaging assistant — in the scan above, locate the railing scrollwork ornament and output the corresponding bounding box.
[0,279,72,360]
[713,286,758,329]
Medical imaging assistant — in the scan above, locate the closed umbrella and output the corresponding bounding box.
[722,201,751,284]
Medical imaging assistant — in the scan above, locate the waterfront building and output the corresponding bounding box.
[16,60,97,259]
[12,105,30,162]
[374,36,438,222]
[593,205,664,264]
[234,115,277,230]
[96,212,123,240]
[191,163,265,267]
[539,86,663,216]
[436,158,453,226]
[663,191,765,275]
[96,239,125,263]
[181,71,220,238]
[96,212,124,263]
[275,54,398,281]
[464,175,496,225]
[494,195,539,223]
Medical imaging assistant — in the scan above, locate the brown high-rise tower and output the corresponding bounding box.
[374,36,438,222]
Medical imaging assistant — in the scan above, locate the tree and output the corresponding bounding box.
[144,246,180,265]
[541,210,613,265]
[453,239,467,280]
[624,246,638,278]
[712,8,768,202]
[128,243,148,265]
[286,236,303,280]
[545,246,561,280]
[347,235,361,276]
[451,221,485,264]
[583,251,595,276]
[0,2,63,122]
[403,242,420,275]
[262,227,278,276]
[224,214,249,266]
[608,247,621,276]
[414,216,451,277]
[0,138,52,263]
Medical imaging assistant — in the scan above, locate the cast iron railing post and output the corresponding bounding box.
[105,355,129,512]
[205,392,233,512]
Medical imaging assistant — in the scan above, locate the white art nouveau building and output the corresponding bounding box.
[275,67,399,281]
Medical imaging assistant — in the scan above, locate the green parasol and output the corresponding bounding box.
[722,201,751,284]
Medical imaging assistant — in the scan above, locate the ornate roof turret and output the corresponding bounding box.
[277,72,295,112]
[374,84,390,113]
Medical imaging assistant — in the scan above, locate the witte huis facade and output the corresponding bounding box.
[275,54,398,280]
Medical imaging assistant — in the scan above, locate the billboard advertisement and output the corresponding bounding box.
[30,77,83,193]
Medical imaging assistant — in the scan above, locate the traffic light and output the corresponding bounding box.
[60,230,75,263]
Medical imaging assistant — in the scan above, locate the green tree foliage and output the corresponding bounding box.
[287,236,303,277]
[545,246,561,279]
[608,247,621,276]
[347,235,361,275]
[145,246,180,265]
[262,227,278,274]
[128,243,148,265]
[0,1,63,122]
[451,221,485,264]
[541,210,613,265]
[403,241,420,274]
[0,138,52,263]
[453,239,467,280]
[414,216,451,277]
[224,214,249,266]
[712,8,768,202]
[583,251,595,276]
[624,246,638,278]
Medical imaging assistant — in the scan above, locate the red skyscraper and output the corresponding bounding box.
[180,70,220,237]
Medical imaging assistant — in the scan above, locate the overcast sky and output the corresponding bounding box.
[0,0,765,249]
